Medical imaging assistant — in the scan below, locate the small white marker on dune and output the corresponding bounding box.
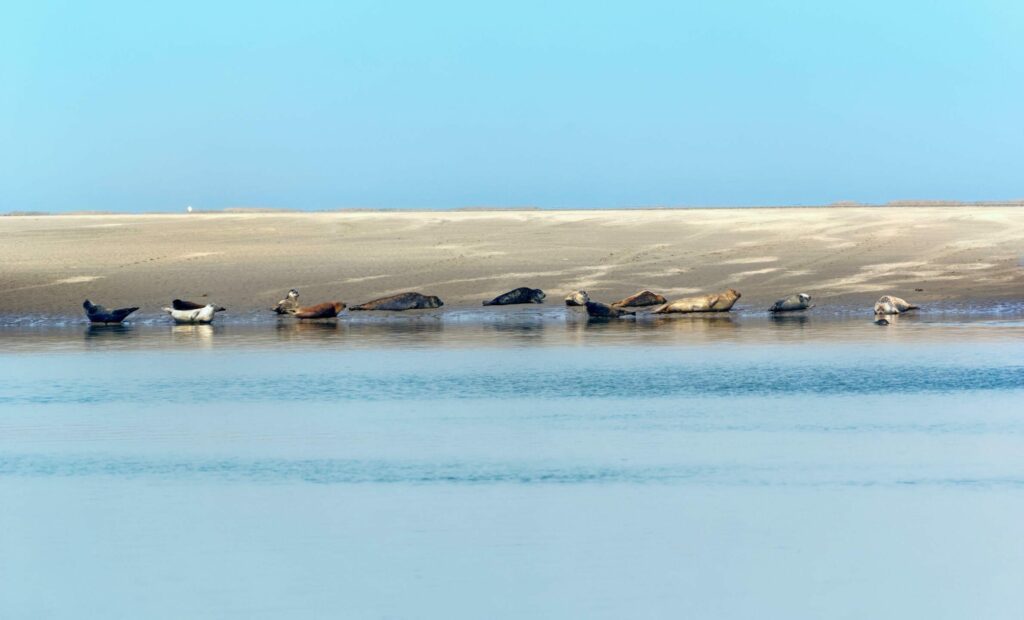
[187,205,193,213]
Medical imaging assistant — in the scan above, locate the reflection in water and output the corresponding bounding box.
[169,324,218,348]
[84,323,136,343]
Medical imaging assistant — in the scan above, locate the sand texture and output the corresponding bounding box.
[1,208,1022,316]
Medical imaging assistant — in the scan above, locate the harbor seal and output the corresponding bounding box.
[82,300,139,324]
[611,290,667,308]
[163,304,217,324]
[874,318,890,326]
[653,289,741,314]
[349,292,443,311]
[483,287,546,306]
[173,299,226,312]
[273,289,301,314]
[873,295,920,315]
[293,301,345,319]
[769,293,813,313]
[585,301,635,319]
[565,291,589,306]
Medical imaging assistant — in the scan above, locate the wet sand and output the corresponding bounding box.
[1,207,1022,316]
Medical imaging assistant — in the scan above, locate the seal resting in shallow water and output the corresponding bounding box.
[82,300,139,324]
[611,290,667,308]
[873,295,919,315]
[585,301,635,319]
[173,299,226,312]
[163,304,218,324]
[350,292,443,311]
[565,291,589,306]
[874,318,890,326]
[273,289,300,314]
[483,287,545,306]
[769,293,812,313]
[293,302,345,319]
[653,289,741,314]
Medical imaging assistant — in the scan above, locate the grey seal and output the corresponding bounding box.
[350,292,444,311]
[273,289,301,314]
[874,295,919,315]
[769,293,812,313]
[585,301,635,319]
[173,299,226,312]
[83,300,139,324]
[483,287,546,306]
[565,291,589,306]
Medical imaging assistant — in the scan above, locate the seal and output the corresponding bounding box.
[565,291,590,306]
[653,289,741,314]
[483,287,545,306]
[173,299,226,312]
[349,292,443,311]
[611,290,667,308]
[273,289,301,314]
[163,304,217,324]
[293,301,346,319]
[873,295,919,315]
[769,293,812,313]
[585,301,635,319]
[874,318,890,326]
[82,300,139,324]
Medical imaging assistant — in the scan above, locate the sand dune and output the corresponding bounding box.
[1,207,1022,316]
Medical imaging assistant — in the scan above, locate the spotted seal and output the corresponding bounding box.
[273,289,301,314]
[769,293,812,313]
[349,292,443,311]
[611,290,667,308]
[653,289,741,314]
[82,300,139,324]
[163,304,218,324]
[483,287,546,306]
[565,291,590,306]
[173,299,226,312]
[873,295,919,315]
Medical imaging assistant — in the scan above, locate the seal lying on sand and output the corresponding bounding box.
[83,300,139,324]
[173,299,226,312]
[273,289,301,314]
[611,290,667,308]
[653,289,741,314]
[293,302,345,319]
[874,295,920,315]
[483,287,545,306]
[565,291,589,306]
[350,292,443,311]
[769,293,812,313]
[585,301,635,319]
[163,304,218,324]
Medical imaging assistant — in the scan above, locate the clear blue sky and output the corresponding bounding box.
[2,1,1022,211]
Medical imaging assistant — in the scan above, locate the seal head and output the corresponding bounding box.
[565,291,590,306]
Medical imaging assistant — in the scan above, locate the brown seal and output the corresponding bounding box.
[874,295,919,315]
[611,290,667,308]
[293,302,345,319]
[173,299,226,312]
[653,289,741,314]
[350,292,444,311]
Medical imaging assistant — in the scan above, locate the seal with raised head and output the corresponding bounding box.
[273,289,301,314]
[163,304,218,324]
[769,293,812,313]
[874,318,890,326]
[173,299,226,312]
[873,295,919,315]
[483,287,545,306]
[350,292,443,311]
[611,290,667,308]
[565,291,589,306]
[83,300,139,324]
[653,289,741,314]
[293,302,346,319]
[585,301,635,319]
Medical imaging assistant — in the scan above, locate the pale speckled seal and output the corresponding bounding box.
[163,304,218,324]
[350,292,444,311]
[565,291,589,306]
[82,300,139,324]
[653,289,741,314]
[483,287,546,306]
[273,289,301,314]
[173,299,226,312]
[293,301,346,319]
[611,290,667,308]
[769,293,812,313]
[873,295,919,315]
[585,301,635,319]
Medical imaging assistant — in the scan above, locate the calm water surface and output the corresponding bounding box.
[1,314,1023,618]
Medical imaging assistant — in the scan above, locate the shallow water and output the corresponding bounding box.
[2,314,1024,618]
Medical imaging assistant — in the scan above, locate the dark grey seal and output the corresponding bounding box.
[350,292,444,311]
[83,300,139,324]
[874,318,890,326]
[769,293,813,313]
[585,301,635,319]
[483,287,545,306]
